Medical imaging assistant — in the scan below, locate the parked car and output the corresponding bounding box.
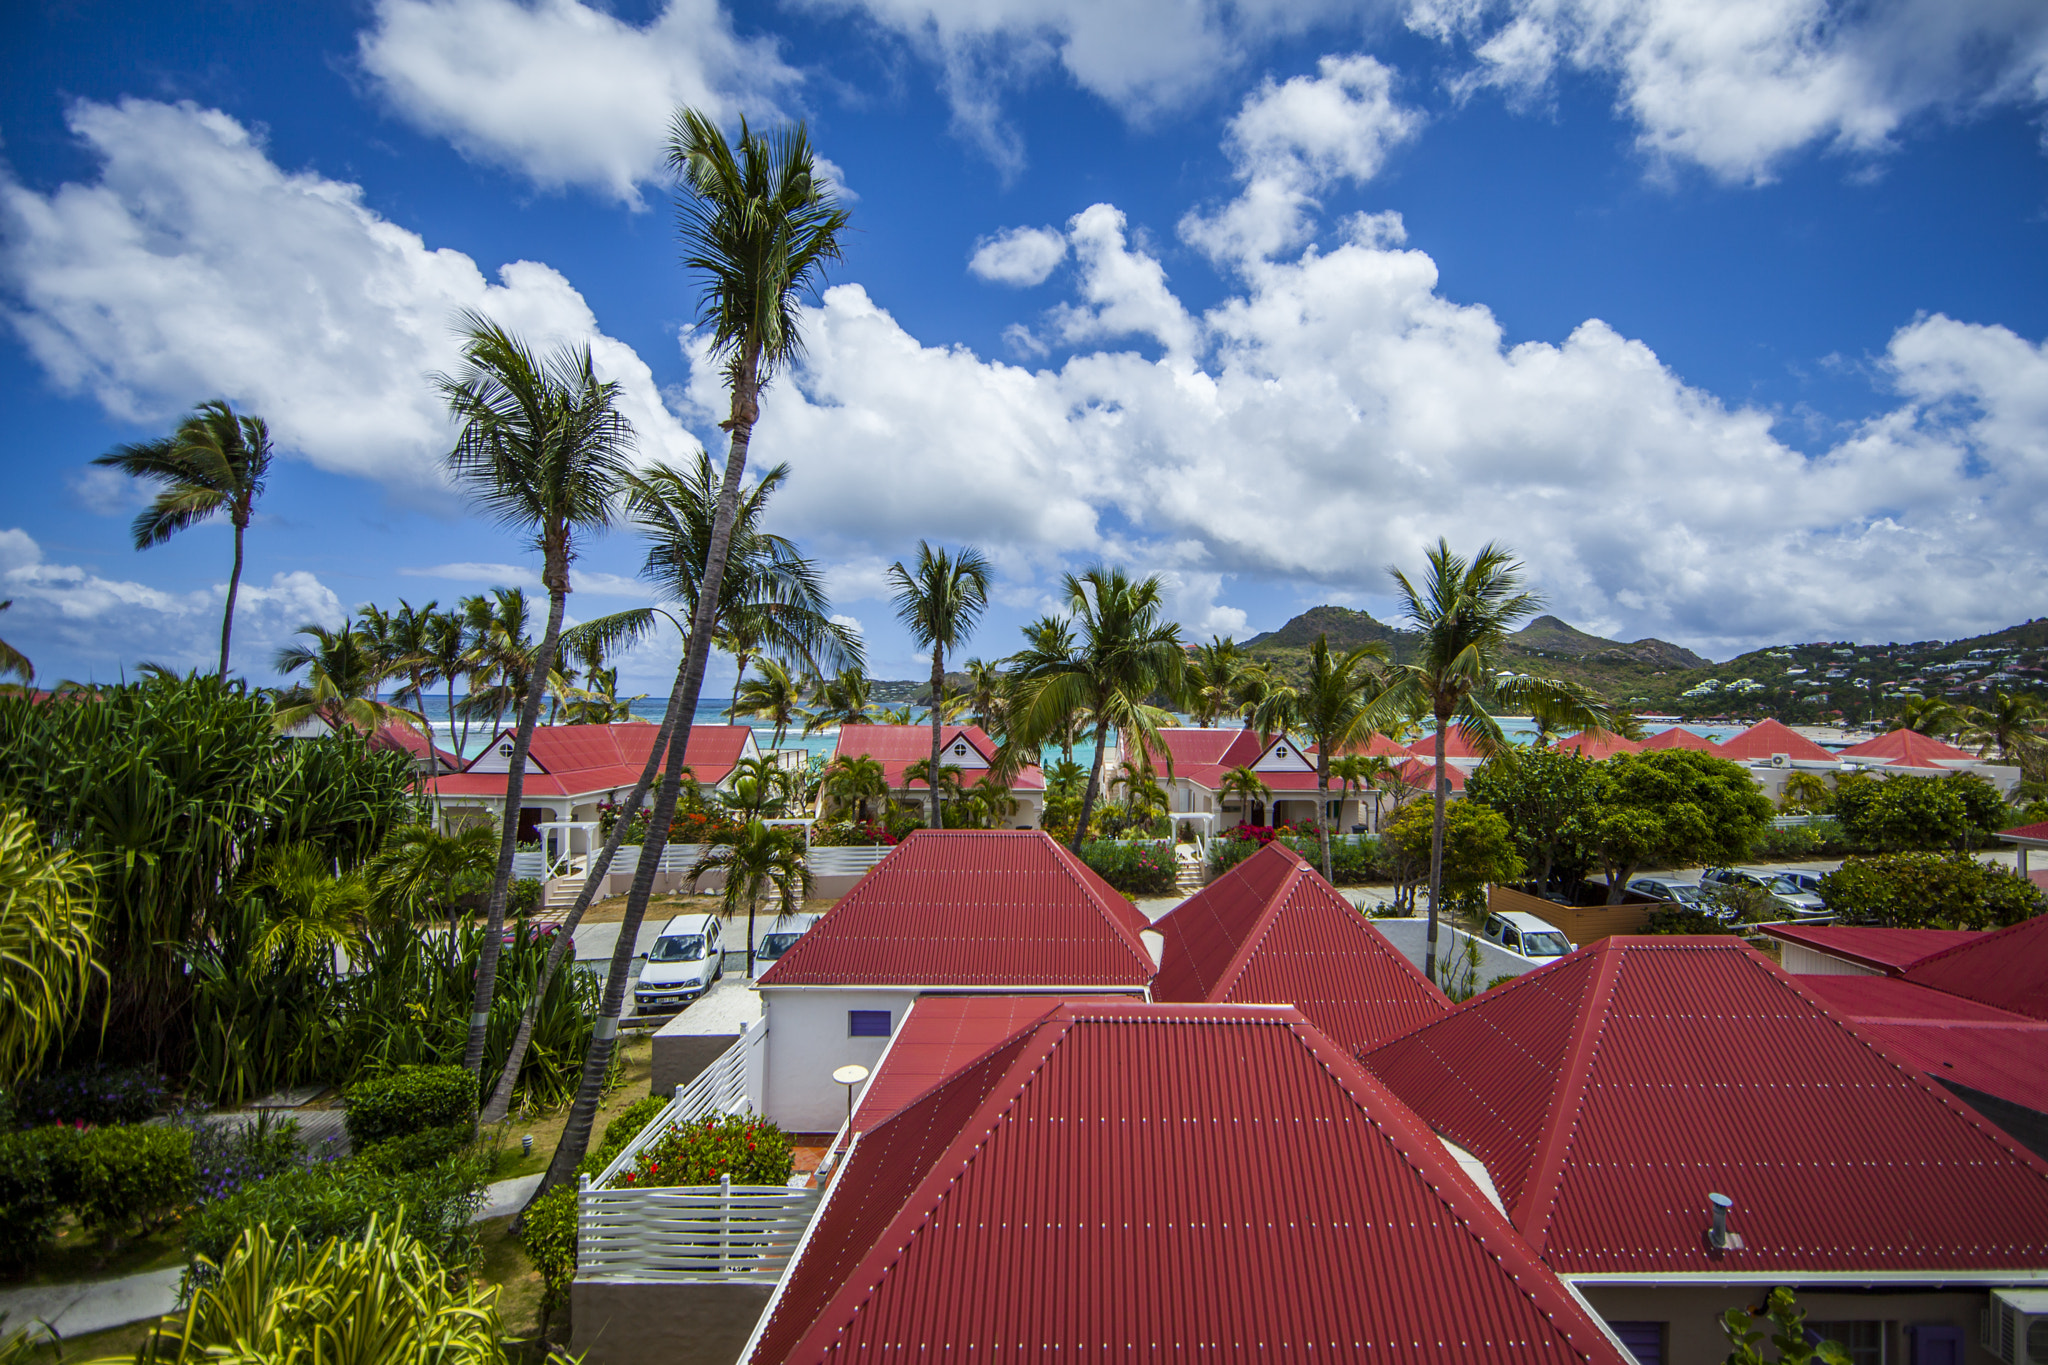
[1626,876,1706,906]
[1698,867,1828,917]
[1480,910,1575,960]
[751,913,820,975]
[634,912,725,1013]
[1771,869,1830,897]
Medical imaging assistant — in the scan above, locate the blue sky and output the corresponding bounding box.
[4,0,2048,689]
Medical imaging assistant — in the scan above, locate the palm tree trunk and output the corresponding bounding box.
[1317,752,1333,884]
[463,574,567,1081]
[219,516,246,677]
[727,653,752,722]
[1424,718,1449,982]
[928,650,945,830]
[528,371,760,1211]
[1071,718,1110,854]
[479,669,690,1127]
[444,674,462,777]
[746,888,758,979]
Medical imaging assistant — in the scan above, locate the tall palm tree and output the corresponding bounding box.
[0,602,31,685]
[1009,568,1186,853]
[961,658,1009,738]
[360,599,439,737]
[529,109,847,1200]
[272,620,419,735]
[1239,661,1300,745]
[889,542,993,830]
[1329,753,1397,832]
[436,313,633,1084]
[92,399,274,677]
[1375,540,1610,980]
[1185,637,1251,727]
[1295,634,1391,882]
[1898,695,1965,742]
[688,819,810,979]
[420,608,474,766]
[730,656,807,747]
[1009,616,1082,759]
[1963,689,2044,762]
[461,588,539,739]
[804,667,874,734]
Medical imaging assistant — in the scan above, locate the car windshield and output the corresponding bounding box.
[649,934,706,963]
[1765,876,1808,896]
[757,932,803,959]
[1522,932,1571,956]
[1670,885,1704,905]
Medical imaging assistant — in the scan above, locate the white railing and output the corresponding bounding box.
[806,844,891,877]
[1771,815,1824,829]
[512,849,547,879]
[576,1175,820,1282]
[657,843,705,875]
[594,1022,766,1188]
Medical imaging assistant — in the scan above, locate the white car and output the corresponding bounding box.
[634,912,725,1013]
[1481,910,1575,960]
[750,914,819,976]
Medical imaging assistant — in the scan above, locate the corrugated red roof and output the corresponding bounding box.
[852,996,1069,1129]
[1712,717,1837,764]
[1837,728,1978,765]
[1763,924,1983,974]
[367,721,458,770]
[832,724,1043,791]
[426,722,754,800]
[1902,911,2048,1021]
[751,1002,1633,1365]
[2001,820,2048,845]
[1408,725,1489,761]
[1552,731,1642,760]
[1150,840,1447,1056]
[754,830,1156,989]
[1799,975,2048,1119]
[1140,726,1341,792]
[1397,757,1467,793]
[1638,726,1718,752]
[1364,937,2048,1275]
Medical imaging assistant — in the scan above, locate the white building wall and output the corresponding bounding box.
[1776,943,1881,977]
[760,988,919,1134]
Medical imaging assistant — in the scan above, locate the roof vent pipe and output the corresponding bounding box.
[1707,1192,1735,1251]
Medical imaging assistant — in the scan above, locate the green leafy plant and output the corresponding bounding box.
[1384,801,1522,916]
[517,1183,578,1329]
[1079,840,1177,896]
[69,1123,195,1246]
[344,1064,476,1148]
[1819,853,2043,930]
[184,1111,302,1203]
[182,1153,488,1274]
[509,878,543,917]
[0,1125,74,1271]
[579,1095,669,1176]
[355,1123,471,1175]
[1718,1288,1851,1365]
[615,1112,793,1189]
[1645,904,1745,935]
[0,804,104,1086]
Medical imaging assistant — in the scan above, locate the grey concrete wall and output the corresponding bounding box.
[1372,917,1541,990]
[1575,1284,1995,1365]
[570,1279,773,1365]
[652,1033,742,1097]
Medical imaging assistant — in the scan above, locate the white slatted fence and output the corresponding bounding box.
[805,845,891,878]
[577,1174,820,1282]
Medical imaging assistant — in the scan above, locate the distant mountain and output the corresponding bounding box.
[1243,606,1404,651]
[1512,615,1710,672]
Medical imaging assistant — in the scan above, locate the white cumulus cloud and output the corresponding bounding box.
[1406,0,2048,183]
[0,99,700,497]
[359,0,797,206]
[969,226,1069,286]
[401,561,656,597]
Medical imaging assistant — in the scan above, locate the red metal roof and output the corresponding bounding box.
[1763,924,1983,974]
[1799,975,2048,1118]
[1712,717,1837,764]
[754,830,1156,989]
[1552,731,1642,761]
[1150,840,1447,1056]
[1408,725,1489,761]
[1837,728,1978,765]
[1397,757,1467,793]
[1902,911,2048,1021]
[1364,937,2048,1275]
[751,1002,1634,1365]
[852,996,1069,1129]
[366,721,459,770]
[2000,820,2048,845]
[1140,726,1341,793]
[831,724,1043,791]
[425,722,754,800]
[1638,726,1718,752]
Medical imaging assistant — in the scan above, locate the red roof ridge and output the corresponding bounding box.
[1203,844,1313,999]
[1516,940,1624,1252]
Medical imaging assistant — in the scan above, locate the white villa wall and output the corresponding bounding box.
[1777,942,1881,977]
[761,988,919,1134]
[1372,918,1541,987]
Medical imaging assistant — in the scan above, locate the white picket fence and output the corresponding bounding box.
[805,844,891,877]
[578,1022,805,1282]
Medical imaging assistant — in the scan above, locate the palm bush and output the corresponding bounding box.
[0,805,103,1084]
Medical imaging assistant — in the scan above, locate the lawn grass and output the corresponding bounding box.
[482,1034,655,1182]
[21,1316,157,1364]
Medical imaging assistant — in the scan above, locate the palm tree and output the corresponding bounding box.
[0,602,31,685]
[436,313,634,1084]
[904,757,965,821]
[1296,634,1392,882]
[876,703,919,725]
[966,772,1019,829]
[419,608,475,765]
[1009,616,1082,759]
[1898,695,1965,741]
[1375,540,1611,980]
[961,658,1009,738]
[804,667,874,734]
[1963,690,2044,762]
[688,819,810,978]
[1238,660,1300,745]
[1329,753,1397,832]
[1780,770,1832,813]
[0,804,104,1084]
[731,657,807,747]
[92,399,274,676]
[889,542,993,831]
[529,109,846,1200]
[459,588,538,739]
[1185,637,1251,727]
[1009,568,1186,853]
[822,755,889,824]
[556,667,644,724]
[360,599,439,737]
[1219,765,1272,828]
[235,843,374,974]
[272,620,419,735]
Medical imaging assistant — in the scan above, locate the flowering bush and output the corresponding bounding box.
[1079,840,1176,896]
[616,1113,793,1189]
[809,819,900,848]
[184,1110,304,1203]
[596,802,652,844]
[670,809,743,843]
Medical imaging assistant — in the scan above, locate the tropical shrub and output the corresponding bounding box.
[1645,905,1744,936]
[183,1153,489,1273]
[580,1094,670,1176]
[145,1219,521,1365]
[355,1123,471,1175]
[13,1063,167,1126]
[0,805,104,1086]
[1819,853,2043,930]
[0,1126,73,1271]
[518,1183,578,1327]
[68,1123,195,1243]
[809,820,899,848]
[1581,750,1774,901]
[1274,831,1382,885]
[1829,772,2010,852]
[616,1113,793,1189]
[1079,840,1176,896]
[1384,802,1524,908]
[344,1065,475,1148]
[509,878,543,917]
[184,1111,303,1203]
[1750,818,1849,859]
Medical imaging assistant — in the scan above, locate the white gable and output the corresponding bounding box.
[1253,736,1314,773]
[465,728,548,774]
[942,732,990,771]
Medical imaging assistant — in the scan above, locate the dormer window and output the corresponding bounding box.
[952,743,968,757]
[1273,743,1288,757]
[497,742,514,757]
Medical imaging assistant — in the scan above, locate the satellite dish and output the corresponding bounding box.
[832,1064,870,1086]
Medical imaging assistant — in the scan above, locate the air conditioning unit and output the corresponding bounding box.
[1770,753,1791,768]
[1985,1289,2048,1365]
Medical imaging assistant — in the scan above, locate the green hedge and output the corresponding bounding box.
[579,1095,669,1177]
[355,1123,471,1176]
[1819,853,2044,930]
[68,1124,195,1241]
[1078,840,1176,896]
[344,1065,475,1148]
[184,1154,488,1274]
[0,1127,73,1271]
[519,1184,578,1327]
